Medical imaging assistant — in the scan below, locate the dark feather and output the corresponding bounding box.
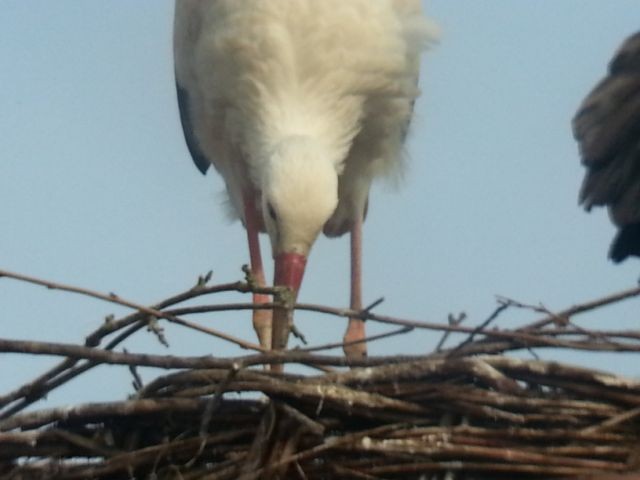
[176,81,210,175]
[611,223,640,262]
[573,31,640,261]
[610,31,640,73]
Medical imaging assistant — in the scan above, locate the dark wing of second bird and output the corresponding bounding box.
[573,31,640,262]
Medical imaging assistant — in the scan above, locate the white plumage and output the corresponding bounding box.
[174,0,438,358]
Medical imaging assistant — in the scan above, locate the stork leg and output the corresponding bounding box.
[243,193,271,350]
[343,213,367,359]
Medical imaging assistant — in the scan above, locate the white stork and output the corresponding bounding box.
[574,31,640,262]
[173,0,438,359]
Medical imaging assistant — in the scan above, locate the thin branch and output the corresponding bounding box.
[520,285,640,332]
[436,312,467,352]
[300,326,413,353]
[0,268,264,352]
[453,301,510,352]
[0,337,422,375]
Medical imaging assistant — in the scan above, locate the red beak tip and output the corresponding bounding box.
[274,252,307,293]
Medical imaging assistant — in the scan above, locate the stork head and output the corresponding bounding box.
[262,136,339,297]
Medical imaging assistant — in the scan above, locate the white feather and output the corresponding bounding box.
[174,0,438,251]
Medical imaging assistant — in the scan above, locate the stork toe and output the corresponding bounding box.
[252,303,272,350]
[343,318,367,359]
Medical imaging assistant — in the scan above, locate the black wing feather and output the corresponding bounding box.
[573,31,640,262]
[176,80,210,175]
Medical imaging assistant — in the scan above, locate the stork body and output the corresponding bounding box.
[174,0,438,357]
[573,31,640,262]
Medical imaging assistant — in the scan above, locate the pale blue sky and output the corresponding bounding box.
[1,2,639,407]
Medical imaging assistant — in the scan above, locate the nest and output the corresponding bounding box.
[1,268,640,479]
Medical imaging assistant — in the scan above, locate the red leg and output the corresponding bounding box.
[343,213,367,358]
[243,193,271,350]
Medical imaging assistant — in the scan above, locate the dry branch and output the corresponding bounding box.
[1,269,640,479]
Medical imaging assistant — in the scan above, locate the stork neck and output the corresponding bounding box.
[267,135,337,172]
[256,91,358,171]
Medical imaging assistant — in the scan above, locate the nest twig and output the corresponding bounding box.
[1,268,639,479]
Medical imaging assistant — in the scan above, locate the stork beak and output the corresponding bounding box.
[274,252,307,293]
[272,252,307,351]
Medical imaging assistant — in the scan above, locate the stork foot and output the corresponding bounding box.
[252,296,272,350]
[343,318,367,359]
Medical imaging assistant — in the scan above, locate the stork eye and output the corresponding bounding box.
[267,203,278,222]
